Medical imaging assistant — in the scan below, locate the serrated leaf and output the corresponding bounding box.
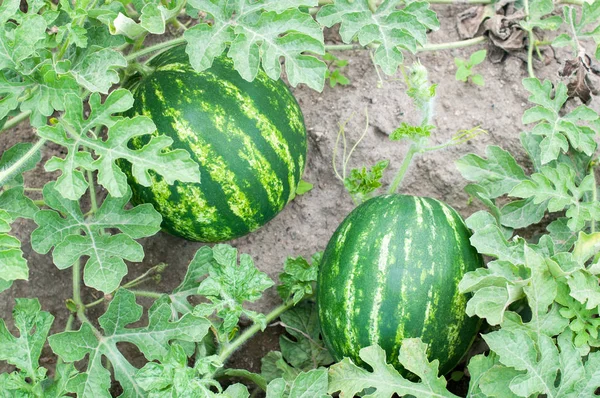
[194,244,274,339]
[279,303,333,370]
[510,163,595,230]
[465,211,525,264]
[483,330,559,397]
[499,198,547,229]
[456,146,527,198]
[38,89,200,200]
[0,14,48,71]
[343,159,389,203]
[317,0,439,76]
[185,0,325,91]
[69,47,126,93]
[49,289,211,397]
[522,78,598,164]
[289,369,329,398]
[0,299,54,379]
[277,253,320,305]
[31,182,161,293]
[328,341,458,397]
[390,123,433,141]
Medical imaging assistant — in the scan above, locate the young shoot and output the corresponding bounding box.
[454,49,487,86]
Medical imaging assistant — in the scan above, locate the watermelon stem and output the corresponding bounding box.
[388,142,419,194]
[215,298,302,366]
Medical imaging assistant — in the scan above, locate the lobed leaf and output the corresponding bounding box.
[49,289,212,397]
[185,0,325,91]
[38,89,200,200]
[317,0,439,76]
[31,182,162,293]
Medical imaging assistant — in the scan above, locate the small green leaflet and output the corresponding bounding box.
[390,123,433,141]
[0,143,42,292]
[193,244,274,339]
[344,160,389,203]
[31,182,162,293]
[317,0,439,75]
[328,340,458,397]
[49,289,212,398]
[277,252,321,305]
[184,0,326,91]
[38,89,200,200]
[521,78,598,164]
[109,0,185,39]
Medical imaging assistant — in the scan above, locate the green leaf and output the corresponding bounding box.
[547,218,578,252]
[455,64,470,82]
[158,247,212,316]
[499,198,547,229]
[522,78,598,164]
[469,49,487,65]
[317,1,439,75]
[510,163,596,230]
[0,299,54,380]
[49,289,212,397]
[288,369,329,398]
[277,253,320,305]
[0,14,48,71]
[68,47,126,93]
[185,0,325,91]
[483,329,559,397]
[328,340,459,397]
[31,182,162,293]
[471,74,485,86]
[38,89,201,200]
[390,123,434,141]
[343,159,389,203]
[194,244,274,339]
[295,179,314,197]
[456,146,528,199]
[279,303,333,370]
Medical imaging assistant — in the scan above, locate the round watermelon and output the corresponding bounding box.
[317,194,482,375]
[121,45,307,242]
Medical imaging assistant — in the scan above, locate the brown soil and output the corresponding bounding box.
[1,4,599,396]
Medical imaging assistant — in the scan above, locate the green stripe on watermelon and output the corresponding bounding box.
[317,194,482,375]
[121,45,307,242]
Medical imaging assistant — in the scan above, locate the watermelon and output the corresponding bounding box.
[121,45,307,242]
[317,194,482,375]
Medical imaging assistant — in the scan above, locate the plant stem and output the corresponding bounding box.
[1,111,31,133]
[217,299,298,364]
[388,143,419,194]
[0,139,47,186]
[65,314,74,331]
[523,0,536,78]
[73,258,83,309]
[417,36,487,52]
[125,37,186,61]
[33,200,45,207]
[87,169,98,215]
[590,162,598,233]
[129,289,163,299]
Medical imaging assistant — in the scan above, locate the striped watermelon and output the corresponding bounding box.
[121,45,307,242]
[317,194,482,375]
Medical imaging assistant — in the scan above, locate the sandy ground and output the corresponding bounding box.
[1,4,599,392]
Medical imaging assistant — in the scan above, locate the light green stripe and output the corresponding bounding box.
[369,233,392,344]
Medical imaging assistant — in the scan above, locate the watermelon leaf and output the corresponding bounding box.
[521,78,598,164]
[184,0,326,91]
[0,143,42,292]
[38,89,201,200]
[31,182,162,293]
[277,253,321,305]
[278,303,333,371]
[328,340,459,397]
[316,0,439,76]
[49,289,212,397]
[193,244,274,340]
